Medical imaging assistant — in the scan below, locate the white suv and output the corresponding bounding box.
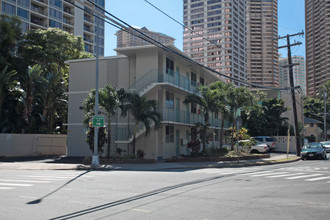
[252,136,276,151]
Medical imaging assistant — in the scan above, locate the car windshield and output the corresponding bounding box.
[303,143,323,150]
[266,138,274,142]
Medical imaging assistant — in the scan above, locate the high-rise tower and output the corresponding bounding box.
[183,0,247,86]
[0,0,105,56]
[246,0,279,88]
[305,0,330,96]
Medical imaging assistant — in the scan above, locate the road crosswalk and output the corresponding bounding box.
[187,166,330,183]
[0,171,97,191]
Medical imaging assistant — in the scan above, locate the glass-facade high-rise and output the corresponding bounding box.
[0,0,105,56]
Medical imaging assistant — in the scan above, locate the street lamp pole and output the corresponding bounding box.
[92,19,100,168]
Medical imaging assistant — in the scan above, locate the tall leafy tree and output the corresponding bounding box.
[226,86,255,149]
[184,86,218,152]
[263,98,289,136]
[82,85,119,158]
[120,93,162,156]
[0,15,22,69]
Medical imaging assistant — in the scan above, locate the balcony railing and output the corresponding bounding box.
[115,107,229,141]
[129,69,199,95]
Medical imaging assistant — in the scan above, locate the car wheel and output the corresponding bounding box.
[250,149,259,154]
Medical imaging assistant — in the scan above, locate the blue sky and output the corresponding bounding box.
[104,0,305,58]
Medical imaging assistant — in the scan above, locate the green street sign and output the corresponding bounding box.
[92,116,104,127]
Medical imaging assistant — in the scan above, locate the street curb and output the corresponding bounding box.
[74,157,301,171]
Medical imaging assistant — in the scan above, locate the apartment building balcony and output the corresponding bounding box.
[83,35,93,44]
[63,17,73,26]
[31,4,48,16]
[84,15,94,24]
[30,15,47,28]
[32,0,48,6]
[83,25,93,33]
[63,6,74,16]
[129,69,199,96]
[116,107,228,142]
[63,26,73,34]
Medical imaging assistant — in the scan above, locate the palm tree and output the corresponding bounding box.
[263,98,288,136]
[209,81,233,149]
[37,68,66,133]
[82,84,119,158]
[120,92,161,156]
[19,64,43,126]
[0,66,17,116]
[184,86,218,153]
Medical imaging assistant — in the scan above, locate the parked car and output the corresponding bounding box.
[252,136,276,151]
[301,142,327,160]
[320,141,330,153]
[234,140,269,154]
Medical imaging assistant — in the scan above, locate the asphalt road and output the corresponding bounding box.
[1,159,330,220]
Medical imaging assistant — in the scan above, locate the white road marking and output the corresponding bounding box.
[0,187,14,190]
[20,175,73,179]
[0,183,32,187]
[19,196,38,199]
[0,179,50,183]
[251,172,289,177]
[131,209,152,213]
[242,170,274,175]
[305,176,330,181]
[266,173,305,178]
[285,174,323,180]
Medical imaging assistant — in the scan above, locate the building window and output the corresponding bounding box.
[191,72,197,86]
[191,103,197,114]
[49,19,62,28]
[17,7,29,20]
[50,0,62,9]
[18,0,30,8]
[166,125,174,142]
[49,8,62,20]
[165,91,174,108]
[2,2,16,15]
[166,57,174,75]
[199,77,204,86]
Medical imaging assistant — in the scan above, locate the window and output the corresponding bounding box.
[166,125,174,142]
[191,103,197,114]
[49,8,62,20]
[49,19,62,28]
[18,0,29,8]
[17,7,29,20]
[166,57,174,75]
[191,72,197,86]
[2,2,16,15]
[50,0,62,9]
[165,91,174,108]
[199,77,204,85]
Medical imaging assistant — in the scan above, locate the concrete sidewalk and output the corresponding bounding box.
[0,153,300,171]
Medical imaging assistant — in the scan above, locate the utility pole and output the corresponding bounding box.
[92,18,100,168]
[278,31,304,156]
[324,92,328,141]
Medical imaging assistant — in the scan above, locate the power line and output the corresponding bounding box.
[65,0,294,91]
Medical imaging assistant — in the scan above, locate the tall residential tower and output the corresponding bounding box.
[246,0,279,88]
[305,0,330,96]
[183,0,247,86]
[0,0,105,55]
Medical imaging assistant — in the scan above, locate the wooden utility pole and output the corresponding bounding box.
[278,31,304,156]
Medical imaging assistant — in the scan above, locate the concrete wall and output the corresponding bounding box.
[0,134,67,157]
[274,136,297,153]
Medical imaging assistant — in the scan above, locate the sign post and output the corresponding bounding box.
[93,116,104,127]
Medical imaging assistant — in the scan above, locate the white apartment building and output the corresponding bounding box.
[183,0,247,86]
[67,44,228,159]
[0,0,104,55]
[279,56,306,96]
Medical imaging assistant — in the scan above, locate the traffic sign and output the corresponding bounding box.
[92,116,104,127]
